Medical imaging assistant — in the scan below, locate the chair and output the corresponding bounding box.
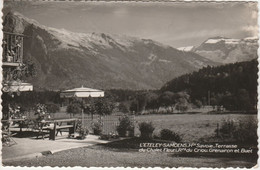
[2,130,17,147]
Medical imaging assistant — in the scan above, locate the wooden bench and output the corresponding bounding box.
[46,119,77,140]
[2,118,26,132]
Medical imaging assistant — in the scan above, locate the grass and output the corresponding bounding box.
[99,137,257,157]
[4,113,257,167]
[99,137,171,150]
[5,138,257,168]
[134,113,257,142]
[23,112,257,143]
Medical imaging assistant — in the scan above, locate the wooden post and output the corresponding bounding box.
[19,122,22,133]
[49,122,57,140]
[133,115,136,136]
[8,104,11,134]
[81,109,85,127]
[14,35,17,62]
[21,36,23,63]
[6,34,9,61]
[69,120,76,137]
[10,35,13,62]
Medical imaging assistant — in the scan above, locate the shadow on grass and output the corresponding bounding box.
[11,131,41,138]
[11,131,51,140]
[98,137,258,165]
[170,142,258,166]
[172,152,257,168]
[97,137,171,151]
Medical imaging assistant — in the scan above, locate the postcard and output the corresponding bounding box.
[1,0,258,168]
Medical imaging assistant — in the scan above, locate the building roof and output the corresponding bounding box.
[3,82,33,92]
[63,86,103,93]
[60,86,104,98]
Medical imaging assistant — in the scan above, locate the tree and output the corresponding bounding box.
[67,102,82,118]
[118,103,129,113]
[92,98,114,115]
[129,100,138,113]
[160,59,257,112]
[194,99,202,108]
[175,92,190,112]
[236,89,252,110]
[46,103,60,117]
[146,92,160,111]
[158,91,176,108]
[175,98,189,112]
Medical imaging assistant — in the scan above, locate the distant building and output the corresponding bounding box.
[60,86,104,106]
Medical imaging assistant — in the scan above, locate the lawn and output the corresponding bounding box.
[49,112,257,142]
[134,113,257,142]
[4,113,257,167]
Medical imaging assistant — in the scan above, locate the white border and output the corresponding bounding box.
[1,0,259,170]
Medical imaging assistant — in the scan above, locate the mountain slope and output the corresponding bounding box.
[161,59,257,110]
[193,36,258,64]
[3,12,216,90]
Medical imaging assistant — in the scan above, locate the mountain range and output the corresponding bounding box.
[178,36,258,64]
[3,12,218,90]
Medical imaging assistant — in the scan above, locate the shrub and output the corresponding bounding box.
[216,118,257,144]
[76,120,89,140]
[139,122,155,139]
[34,104,51,121]
[160,129,182,142]
[46,103,60,114]
[217,119,237,138]
[99,133,119,140]
[67,102,82,117]
[118,103,129,113]
[233,119,257,144]
[92,121,102,135]
[116,115,134,137]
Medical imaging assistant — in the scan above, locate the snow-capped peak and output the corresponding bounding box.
[204,36,258,45]
[177,46,194,52]
[45,27,140,51]
[204,37,240,44]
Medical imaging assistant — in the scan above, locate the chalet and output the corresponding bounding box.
[2,32,33,92]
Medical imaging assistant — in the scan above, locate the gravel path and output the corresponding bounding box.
[4,145,256,168]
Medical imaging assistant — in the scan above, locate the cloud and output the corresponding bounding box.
[241,25,258,36]
[113,8,128,17]
[156,29,229,42]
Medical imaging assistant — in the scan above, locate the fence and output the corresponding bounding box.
[79,114,135,135]
[24,110,136,135]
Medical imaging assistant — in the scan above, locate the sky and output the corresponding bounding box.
[4,1,258,48]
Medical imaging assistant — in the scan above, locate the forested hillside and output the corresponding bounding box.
[3,60,257,114]
[161,59,258,111]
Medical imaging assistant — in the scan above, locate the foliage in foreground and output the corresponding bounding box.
[216,117,257,144]
[76,120,89,139]
[139,122,155,139]
[92,120,103,135]
[116,115,134,137]
[160,129,182,142]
